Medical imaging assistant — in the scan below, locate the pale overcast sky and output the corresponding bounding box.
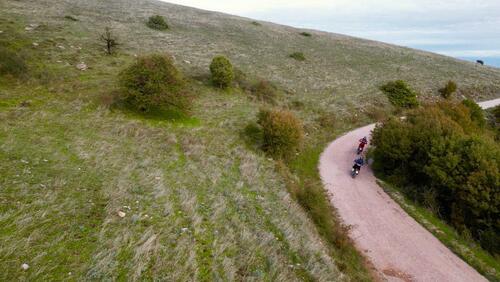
[163,0,500,66]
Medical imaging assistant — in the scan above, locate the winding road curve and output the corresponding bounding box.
[319,99,499,282]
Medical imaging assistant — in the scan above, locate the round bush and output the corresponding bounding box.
[380,80,419,108]
[210,56,234,88]
[119,54,191,113]
[147,15,169,30]
[257,109,304,159]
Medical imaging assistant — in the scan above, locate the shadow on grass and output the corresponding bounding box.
[114,100,200,127]
[240,122,262,153]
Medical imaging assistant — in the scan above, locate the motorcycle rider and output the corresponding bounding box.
[358,136,368,153]
[353,156,364,172]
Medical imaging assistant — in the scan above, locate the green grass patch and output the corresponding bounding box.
[289,52,306,61]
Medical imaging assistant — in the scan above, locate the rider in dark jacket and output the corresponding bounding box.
[353,157,364,171]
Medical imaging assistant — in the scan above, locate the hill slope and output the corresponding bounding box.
[0,0,499,280]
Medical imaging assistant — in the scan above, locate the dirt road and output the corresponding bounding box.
[318,99,499,281]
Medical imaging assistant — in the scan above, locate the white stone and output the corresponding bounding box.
[21,263,29,270]
[32,42,39,47]
[118,211,126,218]
[76,62,87,71]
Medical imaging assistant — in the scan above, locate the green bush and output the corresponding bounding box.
[147,15,169,30]
[439,80,457,99]
[289,52,306,61]
[462,99,485,127]
[257,109,304,159]
[371,102,500,255]
[251,80,279,104]
[251,21,261,26]
[119,54,191,113]
[380,80,419,108]
[210,56,234,88]
[0,46,27,78]
[64,15,78,21]
[300,32,312,37]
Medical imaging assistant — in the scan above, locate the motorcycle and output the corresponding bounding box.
[351,164,361,178]
[356,146,364,155]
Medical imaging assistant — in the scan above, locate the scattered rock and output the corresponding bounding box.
[57,45,65,49]
[21,263,29,270]
[117,211,126,218]
[183,60,191,64]
[19,100,31,107]
[20,159,29,164]
[32,42,39,47]
[76,62,87,71]
[25,24,39,31]
[181,227,189,233]
[155,176,161,180]
[0,31,3,34]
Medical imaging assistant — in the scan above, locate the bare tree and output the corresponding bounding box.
[100,27,118,55]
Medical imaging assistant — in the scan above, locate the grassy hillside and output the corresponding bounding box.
[1,0,499,280]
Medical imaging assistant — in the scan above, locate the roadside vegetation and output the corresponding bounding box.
[371,101,499,257]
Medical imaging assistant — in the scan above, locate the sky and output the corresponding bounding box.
[164,0,500,67]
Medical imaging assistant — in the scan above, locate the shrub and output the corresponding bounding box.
[300,32,312,37]
[251,80,278,104]
[462,99,485,127]
[147,15,169,30]
[119,54,191,113]
[380,80,419,108]
[0,46,27,78]
[257,109,304,159]
[210,56,234,88]
[64,15,78,21]
[439,80,457,99]
[251,21,261,26]
[289,52,306,61]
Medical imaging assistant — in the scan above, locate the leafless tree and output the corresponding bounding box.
[100,27,118,55]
